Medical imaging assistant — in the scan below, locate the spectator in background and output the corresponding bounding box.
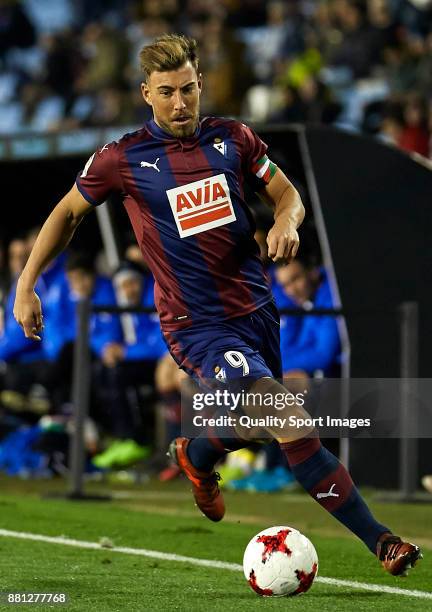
[0,237,9,309]
[77,22,130,93]
[268,84,305,123]
[243,1,302,84]
[0,236,46,411]
[301,76,342,124]
[126,1,172,84]
[154,351,186,481]
[124,241,148,271]
[0,229,67,412]
[41,252,121,415]
[93,261,167,469]
[43,251,121,359]
[227,251,342,493]
[271,77,342,124]
[415,29,432,97]
[42,30,83,110]
[383,35,422,95]
[63,21,131,128]
[76,0,129,29]
[367,0,400,46]
[225,0,267,28]
[329,0,384,79]
[7,237,28,280]
[196,14,252,116]
[0,0,35,59]
[378,98,405,144]
[399,92,430,155]
[378,94,430,155]
[16,81,65,133]
[276,254,341,379]
[85,87,135,127]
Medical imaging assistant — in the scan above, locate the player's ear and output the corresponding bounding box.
[141,82,152,106]
[197,73,203,93]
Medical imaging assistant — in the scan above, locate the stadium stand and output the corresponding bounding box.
[0,0,430,157]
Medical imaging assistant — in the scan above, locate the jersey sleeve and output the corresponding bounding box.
[75,142,123,206]
[240,123,277,192]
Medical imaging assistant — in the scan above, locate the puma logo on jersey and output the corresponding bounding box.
[166,173,236,238]
[316,484,339,500]
[141,158,160,172]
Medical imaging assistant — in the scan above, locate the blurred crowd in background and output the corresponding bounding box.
[0,0,432,157]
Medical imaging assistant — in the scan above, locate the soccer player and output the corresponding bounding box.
[13,34,420,577]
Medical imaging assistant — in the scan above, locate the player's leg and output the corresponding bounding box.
[182,303,285,471]
[281,429,421,574]
[245,375,421,575]
[169,307,422,574]
[247,303,421,574]
[166,324,274,521]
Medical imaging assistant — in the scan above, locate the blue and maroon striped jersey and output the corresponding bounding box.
[76,117,276,332]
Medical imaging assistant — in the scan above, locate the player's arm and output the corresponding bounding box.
[14,184,94,340]
[258,169,305,265]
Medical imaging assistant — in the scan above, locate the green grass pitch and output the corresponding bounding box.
[0,476,430,611]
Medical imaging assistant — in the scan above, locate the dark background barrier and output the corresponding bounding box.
[0,157,100,251]
[302,126,432,488]
[304,126,432,377]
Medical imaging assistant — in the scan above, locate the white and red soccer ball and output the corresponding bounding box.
[243,526,318,597]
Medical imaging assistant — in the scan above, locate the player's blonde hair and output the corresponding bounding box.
[139,34,199,81]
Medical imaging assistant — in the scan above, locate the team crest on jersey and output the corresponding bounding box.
[166,173,236,238]
[213,138,227,156]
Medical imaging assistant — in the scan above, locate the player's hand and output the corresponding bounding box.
[13,285,43,341]
[267,221,299,265]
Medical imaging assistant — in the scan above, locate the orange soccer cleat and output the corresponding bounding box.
[377,533,422,577]
[168,437,225,522]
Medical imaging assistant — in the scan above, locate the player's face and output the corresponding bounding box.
[141,62,202,138]
[276,262,317,305]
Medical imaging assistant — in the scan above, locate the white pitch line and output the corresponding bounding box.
[0,528,430,600]
[315,576,432,599]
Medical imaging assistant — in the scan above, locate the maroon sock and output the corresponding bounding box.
[280,434,389,553]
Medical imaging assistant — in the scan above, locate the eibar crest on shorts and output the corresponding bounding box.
[166,173,236,238]
[215,367,227,382]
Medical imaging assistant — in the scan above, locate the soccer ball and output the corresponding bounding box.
[243,525,318,597]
